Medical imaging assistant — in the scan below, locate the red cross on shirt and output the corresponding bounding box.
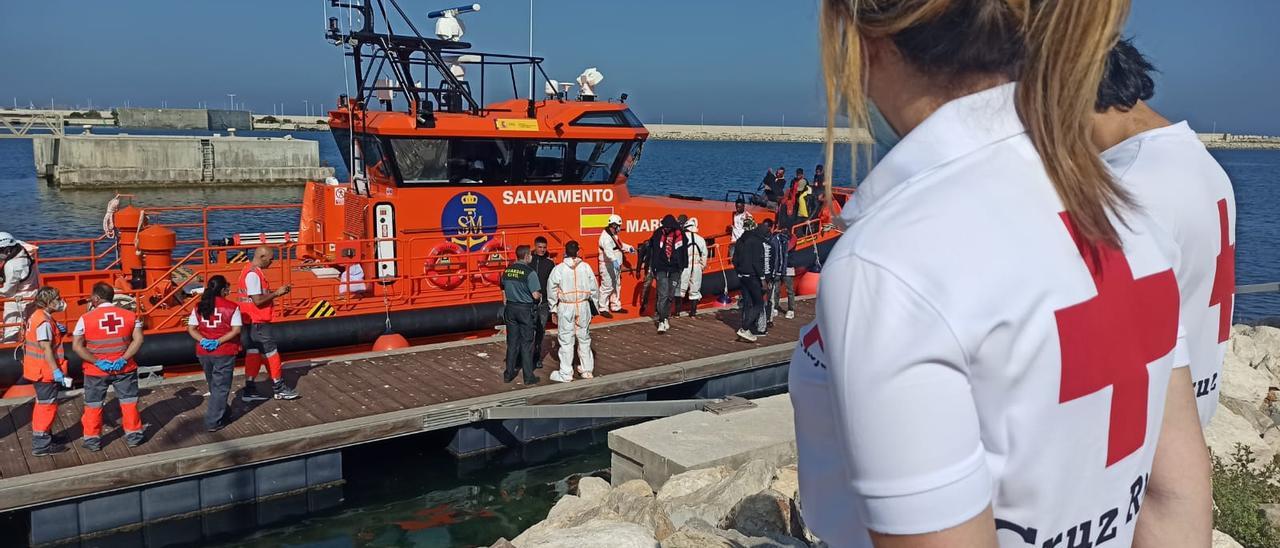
[98,312,125,336]
[1209,199,1235,343]
[200,309,225,329]
[1055,213,1179,467]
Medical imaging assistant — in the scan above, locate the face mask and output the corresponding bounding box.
[867,100,901,156]
[55,299,67,312]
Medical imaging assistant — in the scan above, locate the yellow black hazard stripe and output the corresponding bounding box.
[307,300,337,319]
[228,251,249,263]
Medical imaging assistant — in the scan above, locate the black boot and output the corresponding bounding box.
[689,297,698,317]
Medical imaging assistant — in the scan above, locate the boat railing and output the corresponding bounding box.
[28,235,120,272]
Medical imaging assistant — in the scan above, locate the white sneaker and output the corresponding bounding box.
[657,320,669,334]
[549,370,573,383]
[771,308,780,318]
[736,329,757,342]
[785,310,795,320]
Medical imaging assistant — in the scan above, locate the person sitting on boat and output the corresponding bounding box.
[73,282,146,451]
[597,214,634,315]
[677,217,708,317]
[187,275,242,433]
[237,246,299,401]
[757,167,786,207]
[0,232,39,343]
[547,240,600,383]
[23,286,71,457]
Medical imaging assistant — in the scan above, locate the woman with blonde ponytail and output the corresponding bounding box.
[789,1,1211,546]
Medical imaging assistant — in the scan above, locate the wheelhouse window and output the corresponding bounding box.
[382,137,636,186]
[569,109,644,128]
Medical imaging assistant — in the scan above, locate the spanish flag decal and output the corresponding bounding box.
[580,206,614,236]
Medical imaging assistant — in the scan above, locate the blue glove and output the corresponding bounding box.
[56,323,67,335]
[52,368,64,383]
[613,258,622,271]
[200,338,220,351]
[95,359,115,371]
[112,358,128,371]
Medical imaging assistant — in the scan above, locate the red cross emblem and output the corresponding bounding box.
[1055,213,1179,467]
[1209,199,1235,343]
[200,309,224,329]
[803,325,824,353]
[98,312,125,336]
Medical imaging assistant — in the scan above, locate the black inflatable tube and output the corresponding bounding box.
[0,301,502,387]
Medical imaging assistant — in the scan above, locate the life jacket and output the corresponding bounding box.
[22,308,66,383]
[80,304,138,376]
[237,265,274,323]
[194,297,242,357]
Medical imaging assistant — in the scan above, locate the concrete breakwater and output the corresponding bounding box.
[32,134,334,188]
[647,124,871,144]
[1,108,329,132]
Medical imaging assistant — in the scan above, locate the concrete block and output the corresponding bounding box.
[608,394,797,491]
[78,489,142,535]
[256,492,309,528]
[117,108,208,130]
[142,517,203,547]
[200,468,255,509]
[255,458,308,497]
[201,503,256,538]
[306,452,344,486]
[141,479,200,521]
[30,501,80,545]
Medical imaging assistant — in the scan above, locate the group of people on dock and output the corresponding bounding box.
[789,1,1234,546]
[17,246,302,456]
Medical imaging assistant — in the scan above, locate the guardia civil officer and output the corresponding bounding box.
[501,245,541,385]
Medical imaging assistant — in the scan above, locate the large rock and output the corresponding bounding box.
[1222,347,1276,407]
[576,476,612,503]
[516,519,659,548]
[1228,325,1280,387]
[657,466,731,502]
[1205,402,1275,467]
[613,493,677,541]
[727,489,794,539]
[548,477,675,540]
[1221,395,1276,435]
[1213,529,1244,548]
[660,518,807,548]
[770,465,799,500]
[663,459,777,529]
[512,494,600,545]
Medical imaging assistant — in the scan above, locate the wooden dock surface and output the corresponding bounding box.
[0,300,813,512]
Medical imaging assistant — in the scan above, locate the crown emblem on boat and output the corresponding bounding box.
[461,193,479,205]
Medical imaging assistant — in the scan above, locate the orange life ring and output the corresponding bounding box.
[424,242,466,290]
[476,239,512,285]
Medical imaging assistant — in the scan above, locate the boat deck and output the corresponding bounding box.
[0,299,813,512]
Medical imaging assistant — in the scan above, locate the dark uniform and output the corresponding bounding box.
[530,251,556,368]
[501,260,541,383]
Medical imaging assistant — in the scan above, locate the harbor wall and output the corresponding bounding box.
[208,109,252,131]
[116,108,208,130]
[32,135,334,188]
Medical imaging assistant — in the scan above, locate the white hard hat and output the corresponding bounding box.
[685,217,699,233]
[0,232,14,248]
[607,214,623,226]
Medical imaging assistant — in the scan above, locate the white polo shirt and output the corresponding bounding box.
[789,83,1187,547]
[1103,121,1236,426]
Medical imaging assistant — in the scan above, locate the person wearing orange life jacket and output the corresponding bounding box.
[187,275,242,432]
[547,240,600,383]
[238,246,298,401]
[72,282,145,452]
[23,287,71,457]
[1,232,39,343]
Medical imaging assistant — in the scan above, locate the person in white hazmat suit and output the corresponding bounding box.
[597,214,634,314]
[547,240,601,383]
[677,217,708,317]
[0,232,39,342]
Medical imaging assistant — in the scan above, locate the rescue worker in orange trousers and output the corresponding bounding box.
[238,246,299,401]
[23,286,72,456]
[72,282,146,451]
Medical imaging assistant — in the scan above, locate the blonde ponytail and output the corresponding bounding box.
[1017,0,1132,246]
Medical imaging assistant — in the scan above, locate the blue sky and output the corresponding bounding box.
[2,1,1278,134]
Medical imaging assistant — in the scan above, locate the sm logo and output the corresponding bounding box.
[441,191,498,251]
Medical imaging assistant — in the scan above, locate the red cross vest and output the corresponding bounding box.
[195,297,242,357]
[237,265,274,323]
[80,305,138,376]
[22,308,67,383]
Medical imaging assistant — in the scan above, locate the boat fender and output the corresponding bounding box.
[424,242,466,290]
[476,239,511,286]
